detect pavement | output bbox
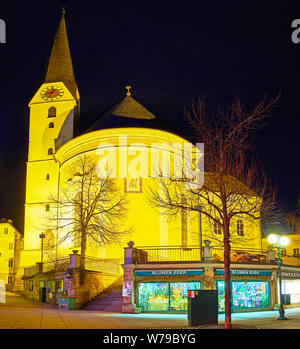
[1,291,300,329]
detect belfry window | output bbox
[237,219,244,236]
[48,107,56,118]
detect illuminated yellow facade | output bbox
[17,11,265,289]
[0,219,23,288]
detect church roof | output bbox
[86,88,170,133]
[44,9,78,99]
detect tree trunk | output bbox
[79,230,87,284]
[223,221,231,329]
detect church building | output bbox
[15,10,294,314]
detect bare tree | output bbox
[47,155,129,283]
[148,94,280,329]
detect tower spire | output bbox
[44,9,78,99]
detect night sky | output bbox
[0,1,299,232]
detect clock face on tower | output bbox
[41,86,64,101]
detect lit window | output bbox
[214,220,222,235]
[48,148,53,155]
[49,122,54,128]
[237,220,244,236]
[48,107,56,118]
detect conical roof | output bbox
[86,92,170,133]
[44,9,78,99]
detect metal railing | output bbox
[85,256,122,274]
[23,264,39,277]
[134,245,300,267]
[43,257,70,273]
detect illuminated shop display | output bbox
[138,282,201,312]
[217,281,269,312]
[281,281,300,304]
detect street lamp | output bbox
[268,233,289,320]
[39,233,45,264]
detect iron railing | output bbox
[23,264,39,277]
[43,257,70,273]
[85,256,122,274]
[134,245,300,267]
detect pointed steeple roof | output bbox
[44,8,78,99]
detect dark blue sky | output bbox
[0,1,299,231]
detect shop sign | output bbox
[281,271,300,279]
[215,269,272,276]
[135,269,203,276]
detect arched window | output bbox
[44,230,55,250]
[49,122,54,128]
[48,148,53,155]
[48,107,56,118]
[214,220,222,235]
[237,219,244,236]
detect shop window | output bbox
[214,220,222,235]
[217,280,269,312]
[48,107,56,118]
[138,282,201,312]
[237,220,244,236]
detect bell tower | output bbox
[17,9,80,276]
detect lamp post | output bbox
[268,233,289,320]
[39,233,45,264]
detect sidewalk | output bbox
[1,292,300,329]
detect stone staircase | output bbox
[84,277,123,312]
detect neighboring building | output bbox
[0,218,23,290]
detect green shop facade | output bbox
[121,244,300,314]
[130,267,273,313]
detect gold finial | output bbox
[125,85,131,96]
[62,7,66,15]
